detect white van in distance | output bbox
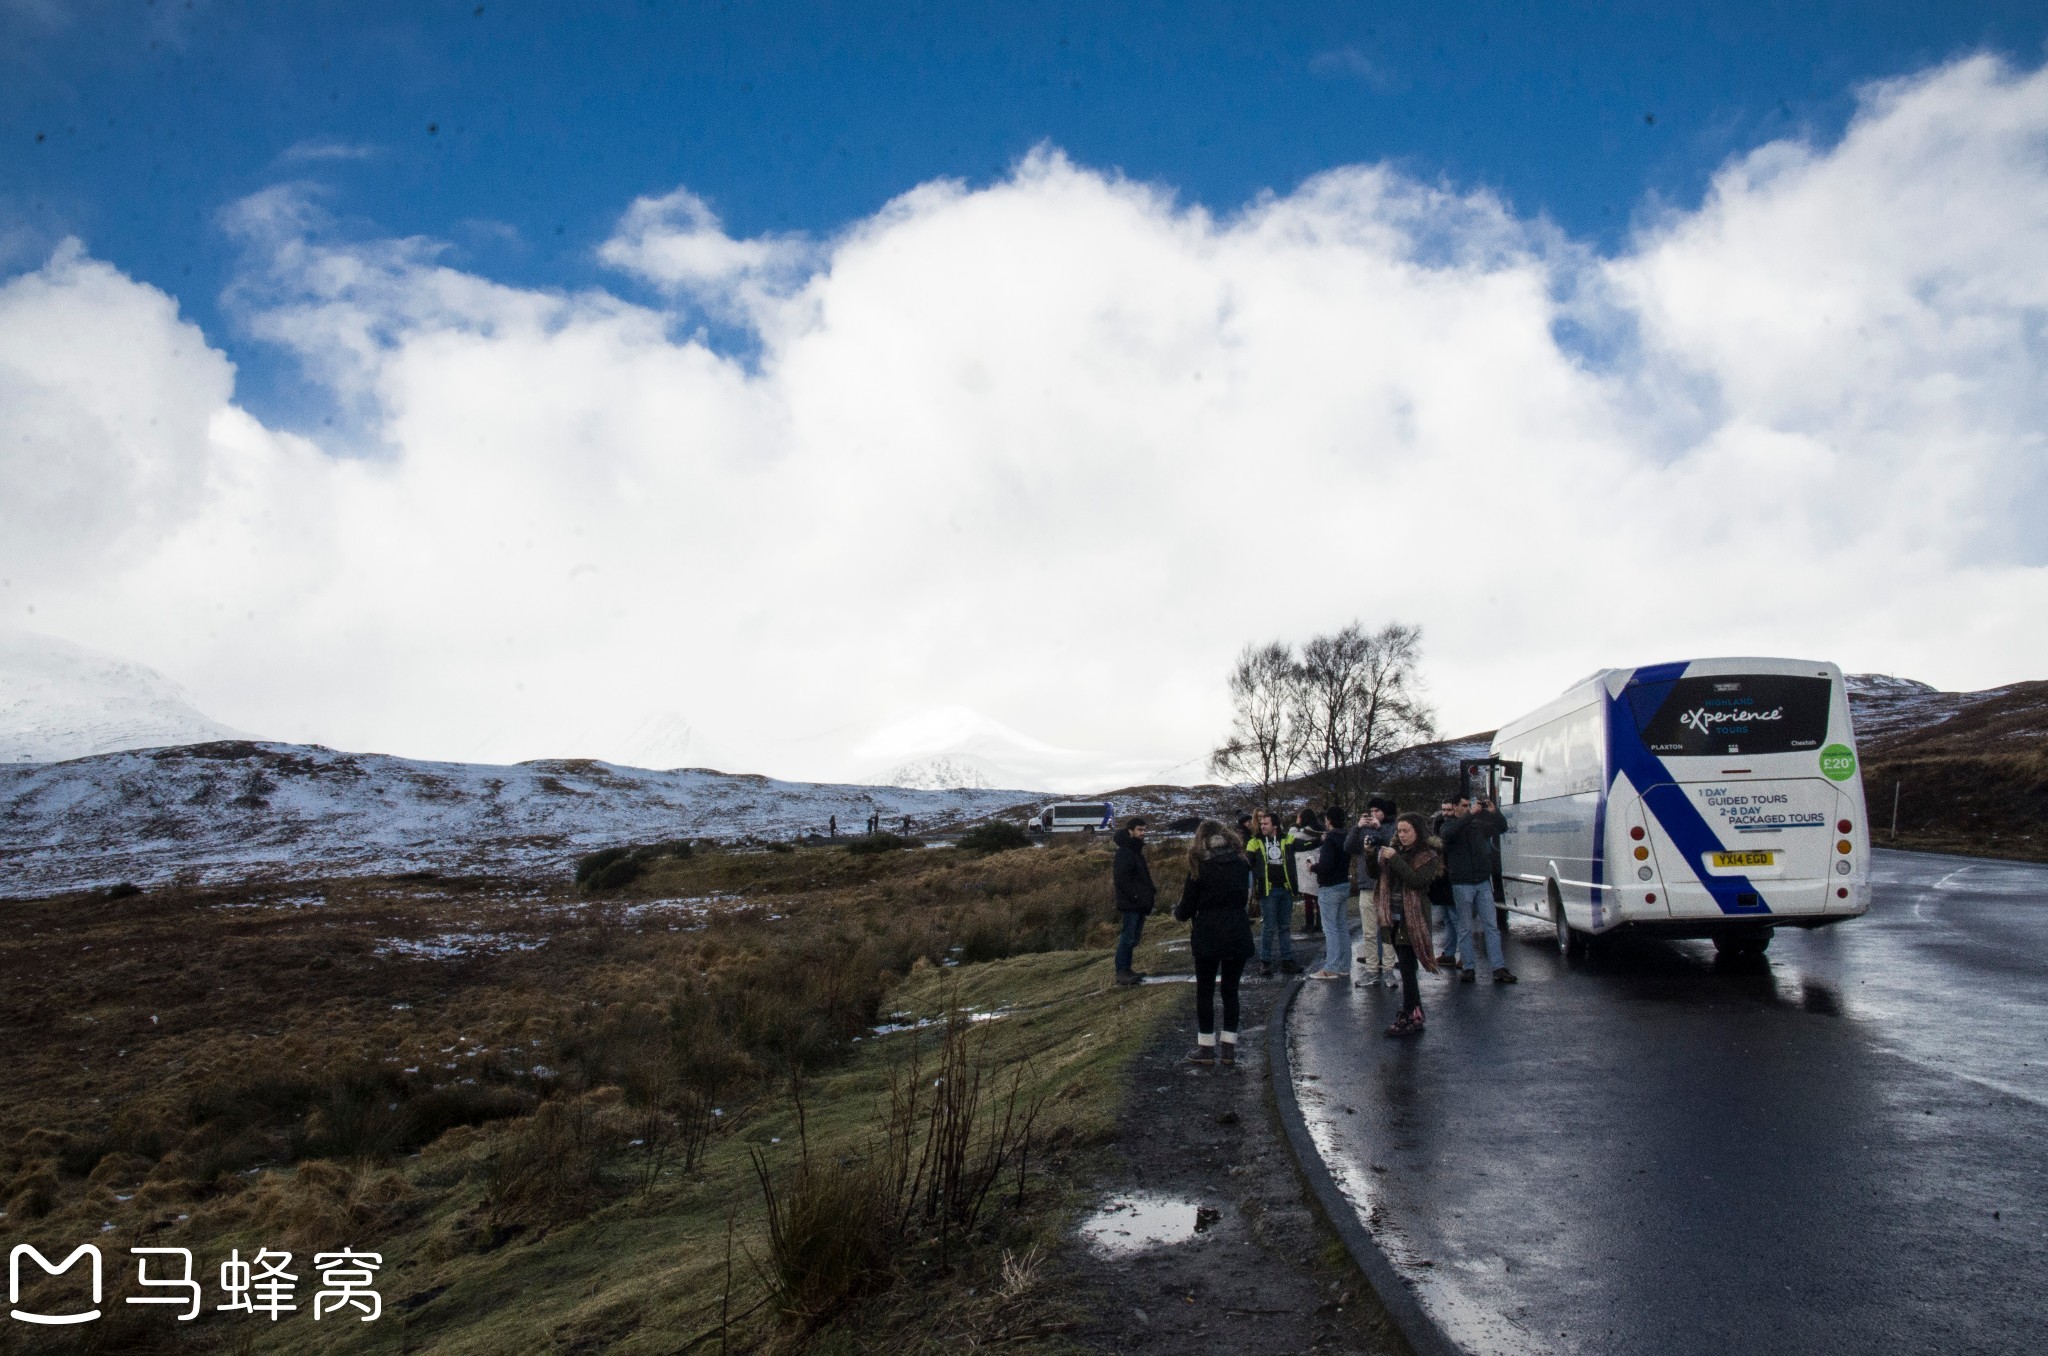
[1479,657,1869,958]
[1027,802,1114,834]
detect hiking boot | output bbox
[1184,1044,1216,1066]
[1218,1040,1237,1067]
[1434,953,1457,969]
[1258,961,1273,978]
[1493,967,1518,984]
[1114,969,1144,987]
[1460,967,1477,984]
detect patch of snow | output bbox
[0,740,1052,897]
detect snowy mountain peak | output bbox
[1845,674,1938,699]
[0,630,248,764]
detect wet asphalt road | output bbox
[1286,848,2048,1356]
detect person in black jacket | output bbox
[1173,820,1257,1066]
[1111,817,1157,986]
[1440,794,1516,983]
[1429,797,1464,971]
[1308,805,1354,980]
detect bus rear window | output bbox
[1052,804,1109,819]
[1627,675,1832,757]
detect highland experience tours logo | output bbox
[1678,704,1785,736]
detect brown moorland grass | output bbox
[0,835,1192,1354]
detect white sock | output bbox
[1197,1032,1216,1047]
[1219,1030,1238,1045]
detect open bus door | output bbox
[1461,757,1522,935]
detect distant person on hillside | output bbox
[1308,805,1354,980]
[1441,793,1516,984]
[1430,796,1464,973]
[1292,807,1325,933]
[1112,815,1157,986]
[1376,813,1443,1037]
[829,814,837,838]
[1173,819,1256,1065]
[902,815,913,835]
[1245,809,1304,977]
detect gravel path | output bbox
[1056,956,1409,1355]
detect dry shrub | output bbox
[751,1150,894,1327]
[246,1157,417,1251]
[752,1008,1044,1332]
[481,1092,632,1226]
[5,1160,58,1218]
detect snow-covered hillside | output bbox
[1845,673,1990,745]
[0,741,1044,898]
[1,630,248,764]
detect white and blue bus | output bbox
[1473,657,1869,958]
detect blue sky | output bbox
[7,1,2045,429]
[5,3,2048,783]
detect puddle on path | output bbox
[1075,1192,1222,1257]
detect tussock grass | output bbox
[0,835,1193,1354]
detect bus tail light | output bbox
[1837,887,1849,899]
[1836,840,1853,854]
[1645,892,1657,904]
[1630,826,1645,841]
[1837,819,1853,833]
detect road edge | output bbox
[1266,975,1465,1356]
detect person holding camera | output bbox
[1346,798,1399,986]
[1376,812,1443,1037]
[1440,793,1516,983]
[1307,805,1355,979]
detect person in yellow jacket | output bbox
[1244,809,1304,976]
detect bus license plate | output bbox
[1712,851,1776,868]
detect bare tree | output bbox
[1214,623,1437,813]
[1347,622,1437,800]
[1208,641,1307,808]
[1296,623,1373,809]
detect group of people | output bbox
[1109,791,1515,1057]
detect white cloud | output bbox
[3,56,2046,786]
[278,139,380,164]
[1308,46,1403,94]
[598,186,816,317]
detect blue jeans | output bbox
[1115,910,1146,972]
[1451,881,1504,971]
[1258,887,1294,963]
[1436,901,1464,965]
[1318,884,1353,973]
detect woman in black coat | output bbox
[1173,819,1258,1066]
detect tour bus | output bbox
[1027,802,1115,834]
[1472,658,1869,957]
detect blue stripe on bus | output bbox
[1608,665,1771,916]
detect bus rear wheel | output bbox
[1714,931,1772,958]
[1550,888,1588,960]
